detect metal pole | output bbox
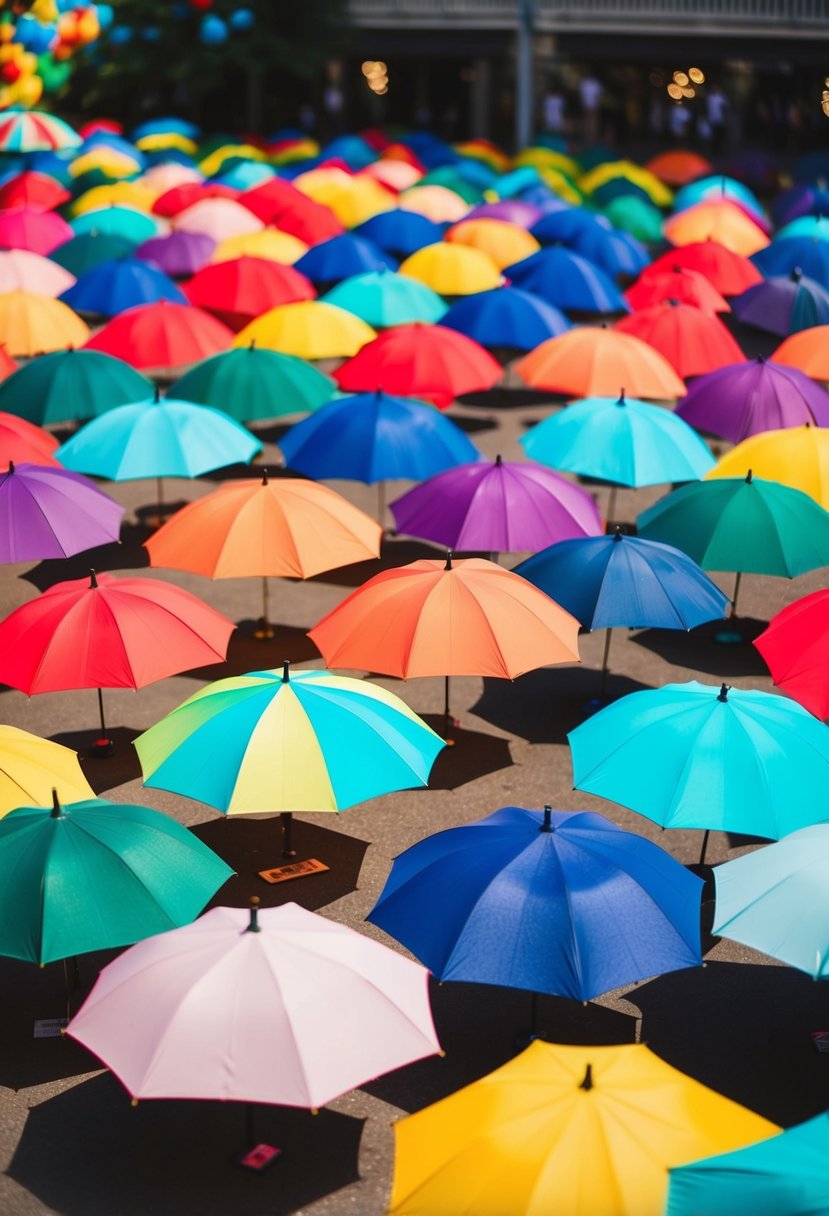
[515,0,536,150]
[281,812,296,858]
[731,571,742,618]
[378,481,386,529]
[699,829,710,866]
[598,628,613,701]
[607,485,618,529]
[156,477,164,528]
[255,576,275,641]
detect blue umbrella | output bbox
[323,135,376,170]
[367,805,703,1004]
[295,233,396,285]
[354,210,444,258]
[60,257,187,317]
[322,269,447,327]
[531,208,611,245]
[771,183,829,228]
[400,132,458,169]
[212,162,275,190]
[530,209,648,276]
[732,270,829,336]
[506,246,629,314]
[775,215,829,244]
[752,236,829,287]
[440,285,570,350]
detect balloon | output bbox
[229,8,255,30]
[77,11,100,43]
[199,14,227,43]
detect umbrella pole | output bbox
[155,477,164,528]
[254,577,275,641]
[281,812,297,858]
[731,571,742,618]
[598,628,613,701]
[377,481,386,530]
[444,675,456,746]
[699,829,711,866]
[715,572,744,645]
[607,485,618,529]
[530,991,539,1040]
[90,688,114,757]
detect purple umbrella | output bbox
[465,200,543,229]
[0,461,124,562]
[772,183,829,229]
[732,270,829,336]
[135,231,216,278]
[676,356,829,443]
[390,454,603,554]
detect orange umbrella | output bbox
[146,470,382,637]
[515,327,687,400]
[400,185,470,224]
[614,302,746,379]
[773,326,829,381]
[445,218,540,271]
[645,150,713,186]
[309,554,580,737]
[663,201,770,257]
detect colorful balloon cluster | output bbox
[0,0,111,109]
[108,1,255,50]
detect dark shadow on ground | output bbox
[631,617,769,678]
[307,535,443,589]
[456,386,565,410]
[8,1072,364,1216]
[50,725,143,794]
[183,621,320,678]
[720,314,780,362]
[417,716,514,788]
[22,523,152,591]
[444,413,499,434]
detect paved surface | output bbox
[2,351,829,1215]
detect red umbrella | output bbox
[644,241,762,297]
[754,589,829,719]
[0,411,58,467]
[334,323,502,408]
[0,206,73,255]
[0,569,234,753]
[625,266,730,315]
[614,302,746,379]
[241,180,344,243]
[84,300,234,371]
[152,182,238,218]
[239,177,311,223]
[0,172,70,212]
[182,256,315,330]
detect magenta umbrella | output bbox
[676,356,829,444]
[390,454,603,554]
[0,460,124,562]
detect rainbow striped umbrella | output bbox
[0,111,80,153]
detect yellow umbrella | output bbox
[581,160,674,207]
[398,242,502,295]
[135,133,199,157]
[389,1040,778,1216]
[70,148,141,180]
[295,169,394,228]
[513,146,580,179]
[454,140,511,173]
[0,291,89,356]
[536,166,585,205]
[234,300,376,359]
[707,425,829,510]
[399,184,470,224]
[446,218,540,270]
[198,143,267,179]
[663,201,769,257]
[211,228,308,265]
[271,138,320,165]
[70,182,158,217]
[0,725,94,819]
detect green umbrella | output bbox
[49,232,138,278]
[602,195,665,244]
[0,349,153,425]
[70,167,141,197]
[323,269,447,327]
[413,169,484,205]
[0,791,234,965]
[70,205,161,244]
[172,344,334,423]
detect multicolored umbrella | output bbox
[676,357,829,443]
[0,725,93,819]
[0,111,81,152]
[754,589,829,718]
[85,300,234,370]
[0,461,124,563]
[172,344,334,422]
[516,327,687,400]
[234,300,375,359]
[614,301,746,378]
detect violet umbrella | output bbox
[465,200,543,228]
[676,357,829,444]
[731,270,829,337]
[0,461,124,562]
[136,231,216,278]
[390,455,603,555]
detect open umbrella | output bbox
[136,230,216,277]
[368,805,703,1002]
[625,265,730,315]
[0,412,58,467]
[182,256,314,329]
[440,285,570,351]
[646,240,762,297]
[172,344,333,422]
[0,462,124,563]
[0,207,74,256]
[0,348,153,426]
[322,269,446,327]
[173,197,263,242]
[0,725,93,818]
[646,150,712,186]
[211,227,309,266]
[445,218,540,270]
[49,232,139,278]
[614,301,745,378]
[60,257,187,317]
[389,1040,778,1216]
[85,300,234,371]
[707,425,829,511]
[0,291,89,357]
[398,242,502,295]
[0,111,81,152]
[754,589,829,718]
[67,901,440,1109]
[295,233,395,285]
[676,357,829,443]
[664,200,769,257]
[732,270,829,336]
[506,245,629,314]
[353,209,443,257]
[773,324,829,381]
[515,327,687,400]
[0,249,75,298]
[234,300,375,359]
[753,235,829,286]
[70,205,162,244]
[152,182,237,218]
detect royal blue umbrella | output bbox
[324,134,376,170]
[732,270,829,336]
[505,246,629,314]
[294,232,396,285]
[367,805,703,1004]
[531,208,611,245]
[440,285,570,350]
[531,210,647,277]
[354,210,444,258]
[752,236,829,287]
[60,256,187,317]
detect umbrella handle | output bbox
[90,689,114,758]
[254,577,275,641]
[443,675,456,746]
[281,812,297,859]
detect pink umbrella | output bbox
[0,249,75,297]
[173,198,264,242]
[67,901,441,1109]
[0,207,73,255]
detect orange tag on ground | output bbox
[258,858,330,884]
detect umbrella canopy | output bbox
[152,182,237,218]
[0,207,74,256]
[135,664,444,816]
[0,291,89,357]
[0,411,58,467]
[368,805,702,1002]
[506,246,629,314]
[0,111,81,152]
[390,455,602,552]
[67,901,440,1108]
[211,227,309,266]
[354,209,443,257]
[0,249,75,298]
[521,393,713,487]
[515,327,687,400]
[732,270,829,336]
[676,357,829,443]
[278,390,479,483]
[0,348,152,426]
[172,344,333,422]
[136,230,216,277]
[646,240,762,296]
[773,324,829,381]
[753,235,829,286]
[713,825,829,979]
[334,323,502,407]
[0,793,233,965]
[399,184,469,223]
[625,266,730,315]
[309,556,580,679]
[664,200,770,257]
[667,1113,829,1216]
[0,725,93,819]
[49,232,139,278]
[602,195,665,244]
[637,473,829,577]
[70,205,162,244]
[398,242,502,295]
[569,680,829,839]
[234,300,375,359]
[389,1040,778,1216]
[775,215,829,243]
[295,232,395,284]
[614,301,745,378]
[646,149,713,186]
[754,589,829,718]
[440,285,570,350]
[707,425,829,511]
[673,177,767,226]
[60,257,187,317]
[0,462,124,563]
[182,256,315,329]
[173,198,264,244]
[322,269,446,327]
[515,531,729,631]
[445,218,540,271]
[85,301,234,371]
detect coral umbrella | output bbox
[182,256,315,329]
[61,257,187,317]
[664,201,770,257]
[440,285,569,351]
[707,424,829,510]
[614,301,746,378]
[625,266,730,315]
[255,197,344,247]
[135,231,216,277]
[398,242,502,295]
[0,292,89,356]
[773,325,829,381]
[0,250,75,298]
[731,270,829,336]
[0,725,93,818]
[234,300,375,359]
[399,184,469,223]
[676,357,829,443]
[0,172,71,214]
[0,349,152,425]
[646,149,712,186]
[646,240,762,296]
[0,411,59,467]
[84,300,234,371]
[0,570,234,753]
[172,345,334,422]
[754,589,829,719]
[515,326,687,400]
[0,207,73,256]
[334,323,502,407]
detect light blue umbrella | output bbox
[712,824,829,978]
[322,269,446,327]
[569,681,829,861]
[70,206,162,244]
[667,1113,829,1216]
[673,176,766,223]
[775,215,829,244]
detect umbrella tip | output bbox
[89,568,98,588]
[248,339,256,351]
[7,459,12,474]
[51,788,63,818]
[717,682,730,702]
[791,267,803,282]
[539,805,553,833]
[613,526,622,542]
[444,550,453,571]
[247,896,261,933]
[616,389,625,406]
[580,1063,593,1091]
[495,453,502,466]
[745,468,753,483]
[261,468,269,486]
[281,661,290,683]
[154,385,161,403]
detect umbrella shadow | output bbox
[445,413,499,435]
[8,1072,364,1216]
[630,618,769,678]
[417,715,514,789]
[456,386,564,410]
[50,726,144,794]
[362,977,636,1114]
[308,536,443,589]
[22,523,152,591]
[719,313,780,361]
[631,961,829,1126]
[190,818,370,912]
[182,622,320,678]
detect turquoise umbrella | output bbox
[172,344,334,423]
[774,215,829,243]
[667,1113,829,1216]
[49,232,138,278]
[322,270,447,327]
[0,349,153,425]
[673,176,766,221]
[712,824,829,978]
[568,681,829,861]
[70,205,161,244]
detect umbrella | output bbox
[754,589,829,718]
[85,301,234,371]
[390,455,603,553]
[0,792,233,966]
[322,269,446,327]
[505,246,628,314]
[614,301,745,379]
[625,266,730,315]
[0,207,74,256]
[60,257,187,317]
[368,804,703,1002]
[676,357,829,443]
[0,725,93,819]
[531,212,648,278]
[182,256,315,329]
[353,209,443,257]
[71,183,158,219]
[707,425,829,511]
[667,1113,829,1216]
[399,184,469,223]
[569,680,829,860]
[775,215,829,243]
[602,195,665,244]
[732,270,829,336]
[773,324,829,381]
[515,327,687,400]
[646,150,713,186]
[70,205,162,244]
[388,1040,778,1216]
[334,322,501,407]
[445,218,540,271]
[753,235,829,286]
[0,291,89,357]
[145,471,381,637]
[152,182,237,218]
[172,344,334,423]
[440,285,570,351]
[673,177,767,226]
[136,230,216,277]
[0,348,152,426]
[646,240,762,296]
[294,233,395,285]
[234,300,375,359]
[0,250,75,298]
[211,227,309,265]
[0,570,234,752]
[0,111,81,152]
[398,242,502,295]
[0,411,58,467]
[67,900,440,1109]
[49,232,139,278]
[712,825,829,979]
[465,199,541,227]
[0,462,124,564]
[663,201,770,257]
[515,531,729,698]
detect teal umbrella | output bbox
[601,196,664,244]
[712,824,829,978]
[667,1113,829,1216]
[70,205,161,244]
[49,232,138,277]
[172,344,334,423]
[0,348,153,425]
[568,681,829,861]
[0,791,234,965]
[323,270,447,327]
